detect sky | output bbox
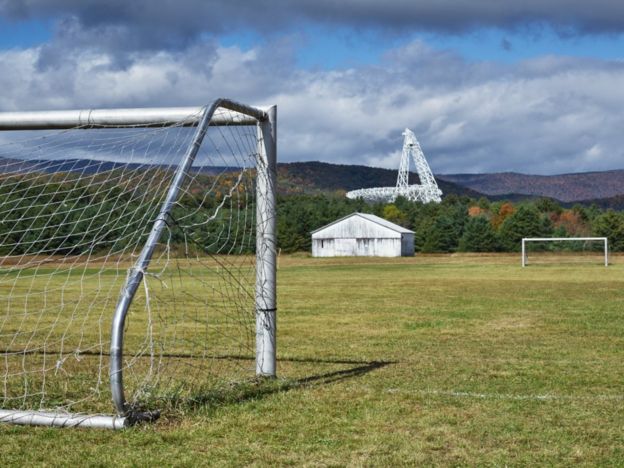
[0,1,624,175]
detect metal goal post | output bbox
[521,237,608,267]
[0,99,277,429]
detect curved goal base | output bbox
[0,409,128,430]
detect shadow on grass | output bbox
[0,349,395,420]
[288,358,395,386]
[156,357,395,415]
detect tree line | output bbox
[3,169,624,256]
[277,194,624,253]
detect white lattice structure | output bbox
[346,129,442,203]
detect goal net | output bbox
[521,237,608,267]
[0,100,277,428]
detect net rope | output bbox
[0,107,259,416]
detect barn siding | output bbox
[312,238,403,257]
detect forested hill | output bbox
[438,170,624,203]
[4,157,624,206]
[277,161,483,198]
[0,158,475,198]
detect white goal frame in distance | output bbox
[0,99,277,429]
[521,237,608,267]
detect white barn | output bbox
[311,213,414,257]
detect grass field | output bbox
[2,253,624,466]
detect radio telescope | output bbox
[346,129,442,203]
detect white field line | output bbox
[386,388,624,402]
[404,356,618,366]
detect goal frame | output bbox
[0,98,277,429]
[521,237,608,267]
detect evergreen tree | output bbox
[458,216,498,252]
[498,205,553,251]
[592,210,624,251]
[448,204,469,240]
[417,218,441,253]
[477,197,490,210]
[535,197,562,214]
[419,215,460,253]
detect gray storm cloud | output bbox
[3,0,624,37]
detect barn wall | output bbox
[401,233,415,256]
[312,238,402,257]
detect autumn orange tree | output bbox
[491,202,515,229]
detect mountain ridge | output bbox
[437,170,624,202]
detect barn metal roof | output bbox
[311,212,414,236]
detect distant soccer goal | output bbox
[521,237,608,267]
[0,99,277,428]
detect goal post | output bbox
[255,106,277,378]
[0,99,277,429]
[521,237,608,267]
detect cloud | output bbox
[0,39,623,175]
[4,1,623,78]
[4,0,624,41]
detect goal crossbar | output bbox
[521,237,608,267]
[0,98,277,429]
[0,101,267,130]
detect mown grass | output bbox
[2,253,624,466]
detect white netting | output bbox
[0,107,260,416]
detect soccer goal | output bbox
[0,99,277,428]
[521,237,608,267]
